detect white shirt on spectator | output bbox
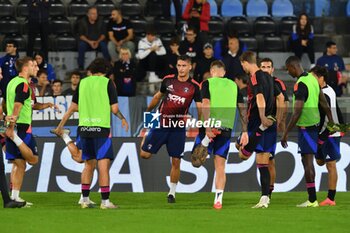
[136,37,166,60]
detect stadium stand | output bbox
[271,0,294,17]
[0,16,20,34]
[246,0,269,17]
[121,0,143,16]
[0,0,14,17]
[221,0,243,17]
[69,0,90,17]
[50,0,66,16]
[95,0,116,16]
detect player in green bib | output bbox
[282,56,334,208]
[192,60,248,209]
[5,57,39,206]
[53,58,128,209]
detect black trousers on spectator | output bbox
[162,0,182,24]
[0,149,11,205]
[291,39,315,64]
[136,52,165,81]
[27,20,49,60]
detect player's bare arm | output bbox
[146,91,164,112]
[238,102,249,148]
[275,93,285,131]
[281,100,304,148]
[256,93,273,127]
[111,103,129,132]
[319,90,334,124]
[54,102,78,135]
[202,98,216,138]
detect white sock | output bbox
[201,135,210,147]
[214,189,224,204]
[11,189,20,200]
[102,199,110,205]
[83,196,89,203]
[62,133,73,145]
[168,182,177,197]
[12,133,23,146]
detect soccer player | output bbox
[193,60,248,209]
[5,57,39,205]
[140,55,202,203]
[281,56,334,207]
[239,51,284,208]
[258,58,289,199]
[54,58,128,209]
[312,66,343,206]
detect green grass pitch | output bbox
[1,192,349,233]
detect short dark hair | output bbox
[113,7,122,14]
[240,51,256,64]
[52,79,63,85]
[88,6,98,13]
[310,65,329,83]
[177,54,191,63]
[235,73,248,84]
[186,26,197,34]
[15,57,33,73]
[6,40,18,48]
[87,58,112,75]
[326,41,336,48]
[146,26,156,35]
[37,69,48,77]
[70,70,81,79]
[285,56,301,66]
[210,60,225,70]
[258,57,274,68]
[169,37,180,46]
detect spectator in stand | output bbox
[162,0,182,26]
[222,36,245,80]
[182,0,210,43]
[193,42,215,83]
[113,47,136,96]
[136,27,166,82]
[27,0,50,60]
[51,80,63,97]
[179,26,203,70]
[165,37,180,75]
[107,8,135,62]
[77,6,110,70]
[214,30,247,60]
[291,13,315,67]
[62,71,81,96]
[0,41,18,98]
[35,69,51,96]
[316,41,348,96]
[34,51,56,82]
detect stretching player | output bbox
[140,55,201,203]
[239,51,284,208]
[193,60,248,209]
[258,58,289,199]
[281,56,334,207]
[312,66,343,206]
[54,58,128,209]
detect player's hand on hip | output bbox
[205,128,216,139]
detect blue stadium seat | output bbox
[182,0,189,14]
[221,0,243,17]
[0,16,20,35]
[121,0,143,16]
[246,0,268,17]
[50,0,66,16]
[69,0,90,17]
[0,0,14,17]
[95,0,116,16]
[347,0,350,16]
[272,0,294,17]
[207,0,218,16]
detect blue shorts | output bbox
[141,127,186,158]
[76,134,82,150]
[298,126,318,154]
[80,137,114,160]
[315,137,341,162]
[192,130,231,159]
[6,132,38,160]
[247,119,277,155]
